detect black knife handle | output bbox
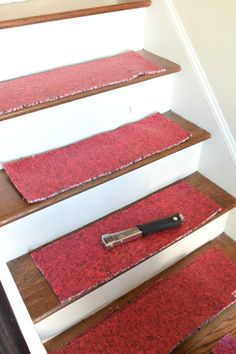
[137,213,184,236]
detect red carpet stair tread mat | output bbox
[0,51,165,117]
[50,248,236,354]
[211,335,236,353]
[4,112,191,203]
[31,180,222,303]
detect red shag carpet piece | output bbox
[31,180,222,303]
[211,335,236,354]
[50,248,236,354]
[4,113,191,203]
[0,51,165,117]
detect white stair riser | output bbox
[36,212,230,342]
[0,143,201,262]
[0,8,145,82]
[0,0,25,3]
[226,208,236,240]
[0,75,175,166]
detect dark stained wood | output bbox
[0,282,30,354]
[0,0,151,29]
[0,111,209,227]
[185,172,235,214]
[8,173,235,324]
[44,234,236,353]
[7,255,60,321]
[0,51,180,122]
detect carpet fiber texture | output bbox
[211,335,236,354]
[0,51,165,117]
[4,113,191,202]
[50,248,236,354]
[31,180,221,303]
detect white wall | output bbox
[144,0,236,239]
[172,0,236,141]
[144,0,236,197]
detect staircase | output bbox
[0,1,235,354]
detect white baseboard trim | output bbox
[163,0,236,165]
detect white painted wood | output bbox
[37,212,229,342]
[0,0,25,3]
[226,208,236,241]
[0,143,201,262]
[0,75,175,166]
[0,8,145,82]
[0,258,46,353]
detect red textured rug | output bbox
[50,248,236,354]
[31,180,221,303]
[4,113,191,203]
[211,335,236,354]
[0,51,165,117]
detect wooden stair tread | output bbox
[0,50,180,122]
[44,233,236,353]
[0,0,151,29]
[0,111,209,227]
[7,172,236,323]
